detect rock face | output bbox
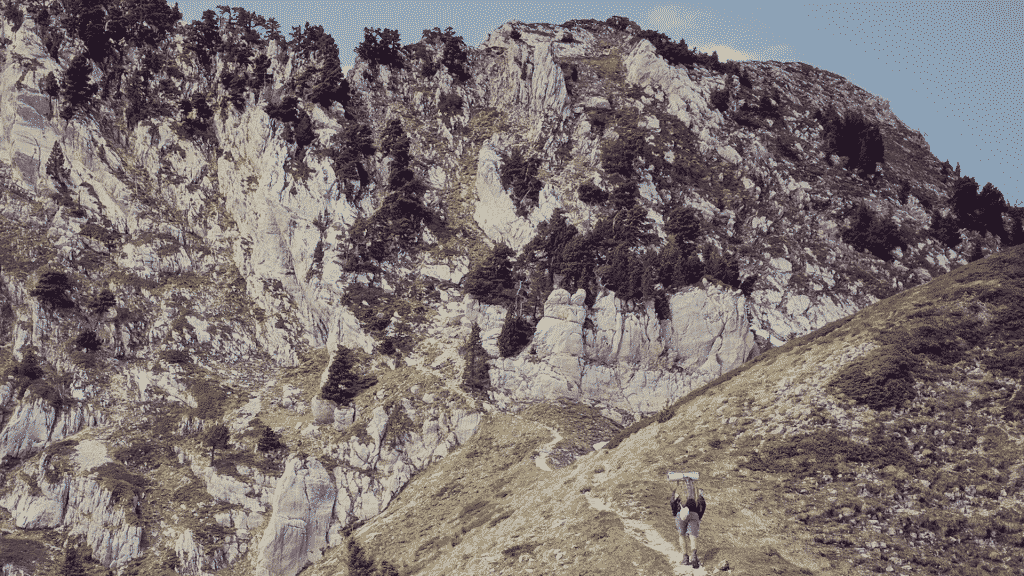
[489,284,757,420]
[0,10,1003,576]
[254,457,336,576]
[0,473,143,568]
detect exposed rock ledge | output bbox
[487,284,757,422]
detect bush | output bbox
[842,203,906,261]
[438,91,464,117]
[30,270,74,308]
[203,423,230,462]
[12,347,45,381]
[321,345,376,405]
[828,347,919,410]
[577,180,606,204]
[73,330,102,352]
[710,88,730,112]
[663,204,701,244]
[815,106,885,174]
[159,349,190,365]
[3,4,23,32]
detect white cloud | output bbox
[693,44,753,62]
[343,65,353,75]
[646,6,696,32]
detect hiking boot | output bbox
[692,556,700,568]
[682,555,691,565]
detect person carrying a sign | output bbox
[669,472,706,568]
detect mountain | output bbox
[320,244,1024,576]
[0,4,1021,575]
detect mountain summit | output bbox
[0,5,1021,575]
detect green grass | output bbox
[0,534,50,571]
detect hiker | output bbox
[670,477,706,568]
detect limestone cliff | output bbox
[0,6,1015,576]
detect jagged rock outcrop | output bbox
[489,283,757,420]
[0,394,97,461]
[254,457,336,576]
[0,472,142,568]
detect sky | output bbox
[177,1,1024,206]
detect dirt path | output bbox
[534,424,563,472]
[584,493,708,576]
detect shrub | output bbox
[321,345,376,405]
[815,106,885,174]
[438,91,464,118]
[710,88,730,112]
[828,347,919,410]
[3,4,23,32]
[73,330,102,352]
[637,29,690,66]
[30,270,74,308]
[159,349,190,364]
[12,347,45,381]
[842,203,906,261]
[577,180,606,204]
[355,27,403,69]
[179,94,215,142]
[85,289,116,315]
[663,203,701,244]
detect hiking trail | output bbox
[534,424,563,472]
[584,493,708,576]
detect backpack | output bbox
[670,493,681,517]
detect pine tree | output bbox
[46,143,71,195]
[204,423,230,463]
[321,345,374,405]
[345,537,376,575]
[497,307,533,358]
[462,323,491,395]
[60,54,98,121]
[61,544,88,576]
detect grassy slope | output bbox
[324,246,1023,576]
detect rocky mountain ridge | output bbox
[0,4,1019,575]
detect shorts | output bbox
[675,511,700,537]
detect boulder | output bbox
[254,457,336,576]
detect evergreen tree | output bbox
[46,143,72,195]
[256,423,285,453]
[321,345,375,405]
[497,307,533,358]
[60,544,88,576]
[60,55,98,121]
[355,28,403,69]
[203,423,230,463]
[462,323,490,395]
[463,243,517,305]
[664,203,702,245]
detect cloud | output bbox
[343,65,353,75]
[692,44,753,62]
[693,43,794,62]
[646,6,696,32]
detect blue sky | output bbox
[177,1,1023,206]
